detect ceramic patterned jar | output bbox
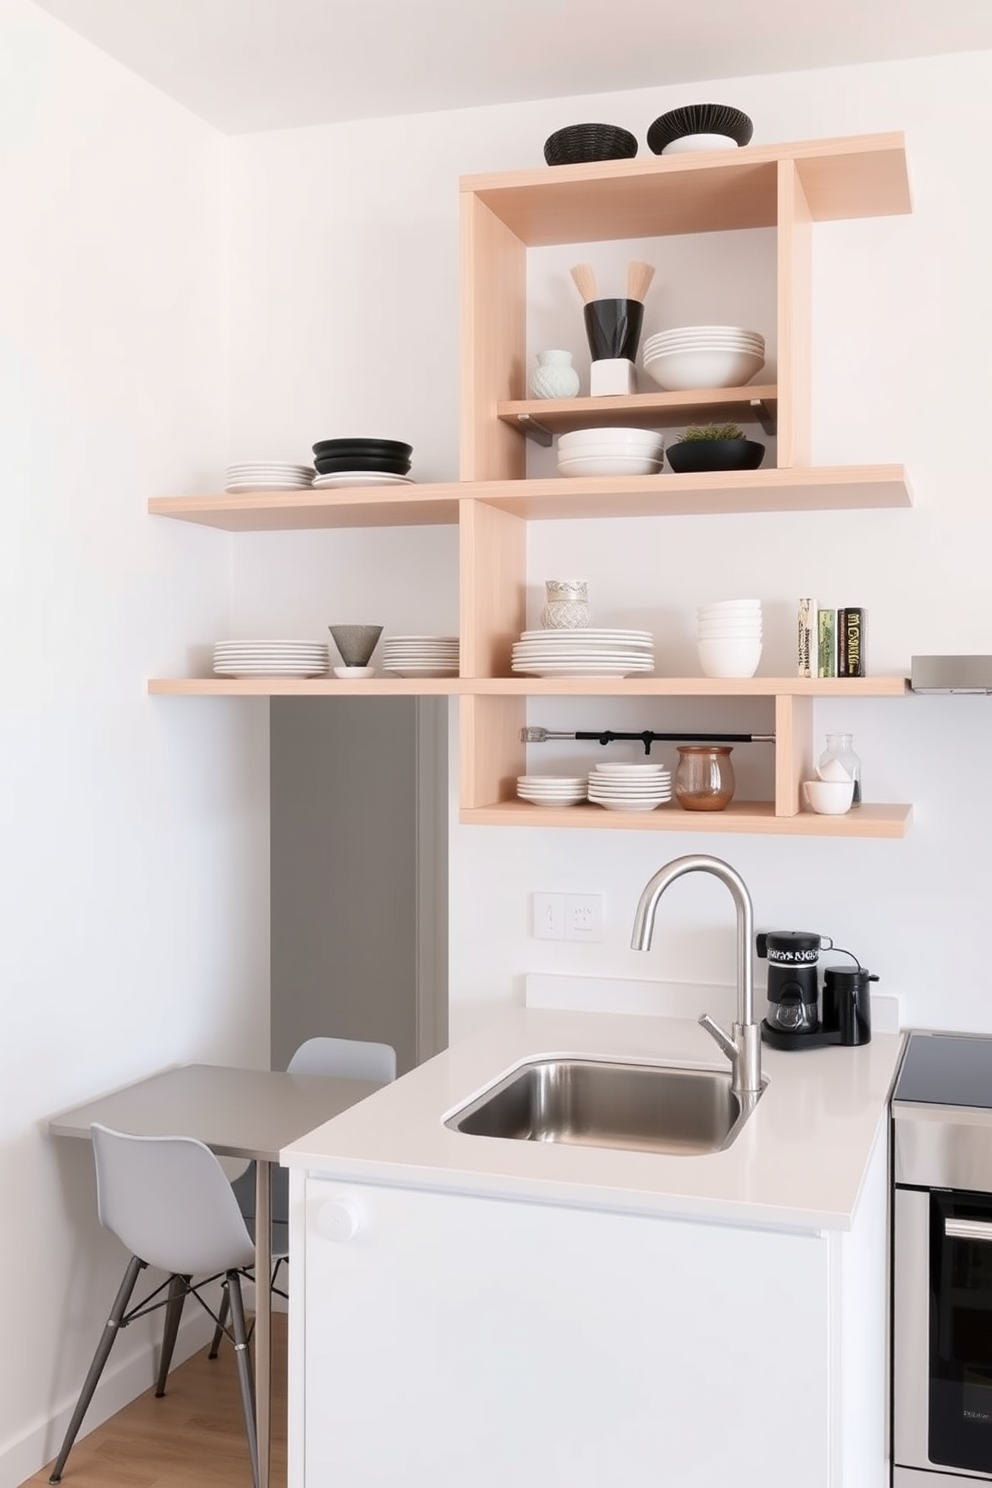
[529,350,581,400]
[540,578,591,629]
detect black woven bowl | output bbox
[666,438,765,474]
[312,437,413,459]
[544,122,638,167]
[646,104,753,156]
[315,454,411,476]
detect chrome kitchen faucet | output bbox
[631,854,762,1099]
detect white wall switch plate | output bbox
[532,892,565,940]
[564,893,604,942]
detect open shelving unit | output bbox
[149,131,914,838]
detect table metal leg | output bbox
[254,1159,272,1488]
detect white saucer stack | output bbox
[516,775,588,806]
[587,762,673,812]
[512,628,655,678]
[382,635,459,677]
[225,462,314,493]
[213,640,330,677]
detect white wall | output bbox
[0,4,269,1482]
[225,50,992,1044]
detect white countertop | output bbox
[282,1007,904,1232]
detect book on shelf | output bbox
[838,607,867,677]
[797,598,816,678]
[817,608,837,678]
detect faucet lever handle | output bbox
[699,1012,737,1063]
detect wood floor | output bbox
[20,1316,286,1488]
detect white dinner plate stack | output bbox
[213,640,330,677]
[225,462,315,493]
[587,762,673,812]
[516,775,588,806]
[511,628,655,678]
[381,635,460,677]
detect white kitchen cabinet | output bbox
[290,1120,888,1488]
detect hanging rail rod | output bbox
[522,726,775,757]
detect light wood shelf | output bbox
[461,800,912,839]
[148,132,914,839]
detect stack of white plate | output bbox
[382,635,459,678]
[697,598,763,678]
[587,762,673,812]
[557,427,665,478]
[511,628,655,678]
[642,327,765,391]
[516,775,588,806]
[225,462,314,493]
[312,471,415,489]
[212,640,330,677]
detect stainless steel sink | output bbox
[445,1057,762,1157]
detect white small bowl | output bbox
[558,454,663,478]
[697,637,762,678]
[333,665,375,679]
[661,133,740,154]
[558,426,663,449]
[643,346,765,391]
[803,778,855,815]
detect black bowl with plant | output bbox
[666,422,766,473]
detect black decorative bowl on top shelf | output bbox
[646,104,753,156]
[544,123,638,166]
[666,438,765,474]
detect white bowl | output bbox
[697,626,763,640]
[333,665,375,678]
[697,637,763,678]
[698,597,762,610]
[643,347,765,390]
[803,778,855,815]
[558,454,664,477]
[661,133,740,154]
[558,426,662,446]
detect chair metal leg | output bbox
[48,1255,146,1484]
[208,1280,231,1359]
[226,1270,260,1488]
[155,1273,190,1397]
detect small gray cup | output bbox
[328,625,383,667]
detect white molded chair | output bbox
[49,1123,259,1487]
[208,1037,396,1358]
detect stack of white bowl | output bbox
[516,775,588,807]
[696,599,763,678]
[642,327,765,391]
[587,762,673,812]
[557,427,665,478]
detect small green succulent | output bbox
[680,422,745,442]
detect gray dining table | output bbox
[49,1062,381,1488]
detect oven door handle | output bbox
[946,1217,992,1242]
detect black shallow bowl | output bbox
[666,438,765,473]
[544,122,638,167]
[312,437,413,459]
[646,104,753,156]
[314,454,411,476]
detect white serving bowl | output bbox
[697,637,763,678]
[802,778,855,815]
[643,347,765,390]
[696,625,763,639]
[661,133,740,154]
[558,454,664,477]
[558,428,664,454]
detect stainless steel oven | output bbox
[893,1032,992,1485]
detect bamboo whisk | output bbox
[626,260,655,303]
[569,262,598,305]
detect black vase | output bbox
[666,438,765,473]
[583,298,644,361]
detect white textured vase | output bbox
[541,578,591,629]
[529,350,580,400]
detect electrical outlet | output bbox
[565,893,604,942]
[533,892,565,940]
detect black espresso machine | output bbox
[757,929,877,1050]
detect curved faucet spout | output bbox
[630,854,761,1097]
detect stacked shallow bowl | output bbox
[642,327,765,391]
[381,635,459,677]
[516,775,588,807]
[587,762,673,812]
[557,427,665,478]
[697,598,763,678]
[311,438,413,488]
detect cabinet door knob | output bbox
[317,1196,363,1242]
